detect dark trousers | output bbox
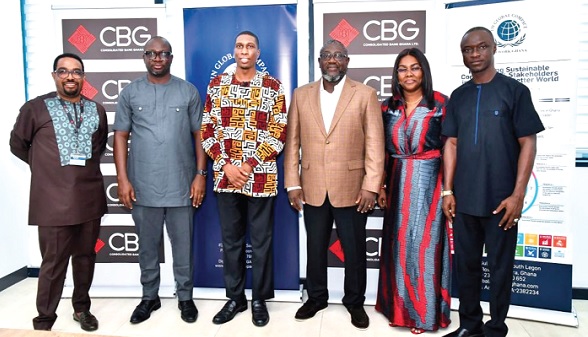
[216,193,275,301]
[303,196,368,307]
[33,218,101,330]
[453,212,518,337]
[132,206,195,301]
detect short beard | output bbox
[322,73,343,83]
[62,82,80,98]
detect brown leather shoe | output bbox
[73,311,98,331]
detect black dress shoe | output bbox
[178,300,198,323]
[295,299,328,320]
[212,299,248,324]
[443,327,485,337]
[251,300,269,327]
[347,306,369,330]
[130,297,161,324]
[73,311,98,331]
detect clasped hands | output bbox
[223,162,252,189]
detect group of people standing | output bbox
[9,25,543,337]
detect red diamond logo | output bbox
[82,80,98,100]
[329,19,359,47]
[329,239,345,262]
[68,25,96,54]
[95,238,105,253]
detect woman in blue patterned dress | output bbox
[375,48,451,334]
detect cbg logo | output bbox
[103,176,131,214]
[328,229,382,269]
[62,18,157,59]
[100,25,151,47]
[347,68,393,102]
[84,72,144,107]
[96,226,165,263]
[109,232,139,252]
[324,11,426,55]
[363,19,419,41]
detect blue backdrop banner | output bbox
[183,4,299,291]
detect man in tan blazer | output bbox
[284,39,384,330]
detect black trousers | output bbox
[452,212,518,337]
[303,196,368,307]
[33,218,101,330]
[216,193,275,301]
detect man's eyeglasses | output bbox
[143,51,172,60]
[54,68,84,79]
[397,66,422,74]
[319,52,347,61]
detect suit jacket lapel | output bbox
[328,77,355,135]
[309,80,328,137]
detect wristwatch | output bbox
[196,169,208,177]
[441,190,453,197]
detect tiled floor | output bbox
[0,278,585,337]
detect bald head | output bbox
[145,36,172,53]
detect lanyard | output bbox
[60,98,84,133]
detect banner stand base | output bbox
[64,286,302,302]
[194,287,302,303]
[451,298,579,327]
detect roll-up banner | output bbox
[52,6,178,298]
[313,0,436,305]
[183,4,300,301]
[445,0,577,326]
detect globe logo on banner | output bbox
[491,14,527,49]
[497,20,521,42]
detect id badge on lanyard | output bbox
[62,99,87,166]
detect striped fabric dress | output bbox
[375,91,452,332]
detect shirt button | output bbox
[138,107,143,111]
[176,108,180,112]
[326,140,330,144]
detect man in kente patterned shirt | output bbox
[201,31,287,328]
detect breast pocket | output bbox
[481,109,507,125]
[131,103,156,123]
[480,109,508,140]
[169,104,190,134]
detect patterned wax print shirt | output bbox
[201,71,287,197]
[46,97,100,166]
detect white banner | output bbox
[48,6,174,298]
[445,0,577,326]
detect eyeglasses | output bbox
[54,68,84,79]
[397,66,422,74]
[319,52,347,61]
[143,50,172,60]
